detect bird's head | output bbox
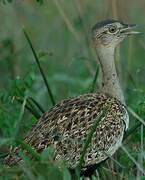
[92,19,140,49]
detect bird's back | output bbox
[4,93,128,168]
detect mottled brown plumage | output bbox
[4,19,140,176]
[4,93,128,168]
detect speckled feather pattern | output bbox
[4,93,128,168]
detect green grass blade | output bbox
[13,97,27,139]
[123,121,141,140]
[128,107,145,126]
[15,86,42,118]
[22,28,55,106]
[15,139,41,161]
[17,98,41,119]
[121,145,145,175]
[28,97,45,114]
[124,107,145,140]
[77,104,110,174]
[101,151,124,168]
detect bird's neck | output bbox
[96,46,125,104]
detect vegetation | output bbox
[0,0,145,179]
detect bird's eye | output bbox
[108,26,117,33]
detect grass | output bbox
[0,0,145,179]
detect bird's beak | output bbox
[121,24,142,35]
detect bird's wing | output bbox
[4,93,126,168]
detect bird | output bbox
[4,19,140,177]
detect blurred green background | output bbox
[0,0,145,179]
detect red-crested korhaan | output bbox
[4,19,141,177]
